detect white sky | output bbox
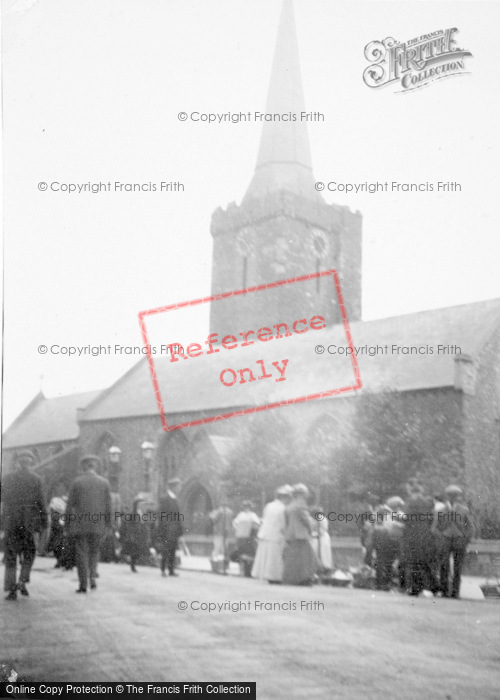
[2,0,500,429]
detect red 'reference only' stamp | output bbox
[138,269,362,432]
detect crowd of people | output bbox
[1,451,474,600]
[209,484,332,586]
[363,478,475,598]
[1,451,186,599]
[205,478,475,598]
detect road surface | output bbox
[1,557,499,699]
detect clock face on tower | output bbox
[309,228,331,258]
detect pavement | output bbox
[179,554,240,576]
[1,556,500,699]
[180,554,489,599]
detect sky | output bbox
[2,0,500,430]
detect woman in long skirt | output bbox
[282,484,317,586]
[312,507,333,576]
[252,485,293,583]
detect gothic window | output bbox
[159,431,189,494]
[95,431,117,477]
[309,229,330,293]
[15,447,40,468]
[312,234,327,257]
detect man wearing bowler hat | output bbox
[67,455,112,593]
[2,450,47,600]
[156,478,183,577]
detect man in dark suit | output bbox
[156,478,183,577]
[403,489,438,596]
[67,455,112,593]
[436,484,474,598]
[2,450,47,600]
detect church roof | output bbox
[208,436,237,466]
[80,298,500,423]
[243,0,321,204]
[3,390,101,449]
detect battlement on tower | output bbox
[211,191,361,239]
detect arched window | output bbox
[95,431,117,477]
[309,229,330,293]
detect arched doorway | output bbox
[157,431,189,496]
[183,483,213,536]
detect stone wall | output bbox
[78,414,228,530]
[209,190,362,338]
[77,377,492,536]
[391,387,466,490]
[78,415,163,507]
[463,325,500,531]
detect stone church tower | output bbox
[209,0,362,338]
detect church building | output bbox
[3,1,500,545]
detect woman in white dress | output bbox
[252,485,293,583]
[312,507,333,573]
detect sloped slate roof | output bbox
[3,390,101,449]
[81,298,500,422]
[209,436,237,466]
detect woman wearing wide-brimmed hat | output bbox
[252,485,293,583]
[282,484,317,586]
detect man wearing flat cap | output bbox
[156,478,183,577]
[435,485,474,598]
[2,450,47,600]
[67,455,112,593]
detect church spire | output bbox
[243,0,320,204]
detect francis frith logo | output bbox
[363,28,472,92]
